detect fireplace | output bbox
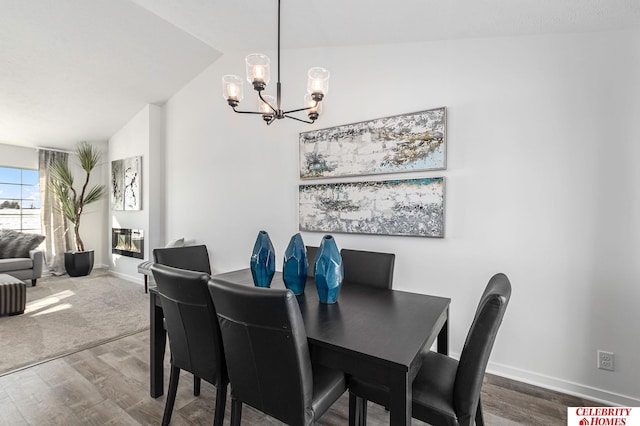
[112,228,144,259]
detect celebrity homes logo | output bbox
[568,407,640,425]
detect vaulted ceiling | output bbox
[2,0,639,150]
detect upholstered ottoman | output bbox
[0,274,27,316]
[137,260,154,293]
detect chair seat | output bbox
[411,352,459,425]
[312,365,347,421]
[349,351,460,426]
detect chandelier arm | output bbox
[283,105,315,115]
[231,107,266,115]
[284,114,316,124]
[258,90,278,114]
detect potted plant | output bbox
[50,142,106,277]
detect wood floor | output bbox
[0,330,600,426]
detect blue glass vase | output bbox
[250,230,276,288]
[283,233,308,295]
[314,235,343,304]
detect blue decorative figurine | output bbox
[314,235,343,304]
[250,230,276,287]
[283,233,308,295]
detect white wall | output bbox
[161,29,640,404]
[0,143,38,169]
[108,104,163,282]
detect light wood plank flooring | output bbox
[0,331,600,425]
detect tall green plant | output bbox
[50,142,106,252]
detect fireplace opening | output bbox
[112,228,144,259]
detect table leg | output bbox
[388,372,411,426]
[150,291,166,398]
[437,307,449,355]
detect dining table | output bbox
[149,268,451,426]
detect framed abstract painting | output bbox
[299,177,445,237]
[111,156,142,211]
[299,107,446,179]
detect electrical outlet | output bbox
[597,350,614,371]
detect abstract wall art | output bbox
[111,160,124,210]
[299,177,445,237]
[111,156,142,211]
[299,107,446,179]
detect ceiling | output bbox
[2,0,639,151]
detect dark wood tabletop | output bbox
[214,269,450,372]
[150,268,450,426]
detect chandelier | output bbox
[221,0,330,125]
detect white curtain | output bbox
[39,149,73,275]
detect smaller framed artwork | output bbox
[299,107,446,179]
[111,160,124,210]
[299,177,445,238]
[111,156,142,211]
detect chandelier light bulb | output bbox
[254,66,265,80]
[222,75,244,106]
[307,67,330,101]
[258,95,276,114]
[246,53,271,90]
[259,95,276,123]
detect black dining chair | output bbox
[151,264,228,426]
[208,280,347,426]
[348,273,512,426]
[153,244,211,275]
[340,248,396,415]
[340,248,395,289]
[153,244,212,396]
[305,245,318,277]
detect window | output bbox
[0,166,41,233]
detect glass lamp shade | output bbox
[245,53,271,88]
[259,95,276,115]
[222,75,244,103]
[307,67,330,99]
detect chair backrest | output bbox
[150,264,226,385]
[208,280,313,426]
[453,273,511,424]
[153,244,211,275]
[339,248,395,289]
[305,246,318,277]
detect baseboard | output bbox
[486,359,640,407]
[107,269,144,287]
[443,350,639,406]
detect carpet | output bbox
[0,269,149,375]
